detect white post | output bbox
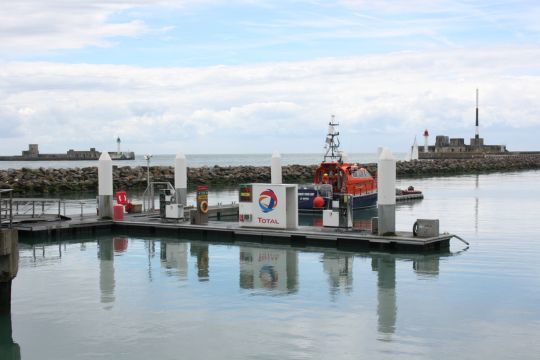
[98,152,113,219]
[411,138,419,161]
[175,153,187,205]
[341,151,349,163]
[271,151,282,184]
[377,148,396,235]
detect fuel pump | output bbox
[338,194,353,228]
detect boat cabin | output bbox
[314,162,377,196]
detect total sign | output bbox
[239,184,289,229]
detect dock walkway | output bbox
[14,212,453,251]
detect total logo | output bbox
[258,189,278,213]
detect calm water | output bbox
[0,152,407,170]
[4,170,540,359]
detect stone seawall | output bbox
[1,157,540,194]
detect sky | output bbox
[1,0,539,154]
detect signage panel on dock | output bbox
[253,184,286,228]
[239,183,298,230]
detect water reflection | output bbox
[97,238,115,310]
[160,242,188,279]
[239,246,298,293]
[321,253,353,297]
[190,242,209,281]
[413,254,441,277]
[0,314,20,360]
[371,255,397,339]
[113,237,129,254]
[18,236,461,348]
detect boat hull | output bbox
[298,187,377,212]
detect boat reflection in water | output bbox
[239,247,298,294]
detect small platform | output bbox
[396,193,424,201]
[14,212,454,251]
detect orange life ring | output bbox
[199,200,209,214]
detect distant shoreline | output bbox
[2,156,540,195]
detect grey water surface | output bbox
[0,152,408,170]
[4,170,540,359]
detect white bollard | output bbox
[377,148,396,235]
[411,138,419,161]
[98,152,113,219]
[341,151,349,163]
[271,151,282,184]
[175,152,187,205]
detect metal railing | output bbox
[0,189,13,228]
[10,197,98,219]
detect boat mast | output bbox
[324,115,342,162]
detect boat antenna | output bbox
[324,115,342,162]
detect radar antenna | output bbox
[324,115,342,162]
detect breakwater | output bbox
[1,157,540,194]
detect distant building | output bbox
[418,135,507,159]
[0,143,134,161]
[417,90,508,159]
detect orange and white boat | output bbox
[298,116,378,211]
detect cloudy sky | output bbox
[1,0,539,154]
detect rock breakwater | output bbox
[1,157,539,194]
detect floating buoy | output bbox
[313,196,325,208]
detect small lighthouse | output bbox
[423,129,429,153]
[116,137,121,155]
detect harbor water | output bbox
[3,170,540,359]
[0,153,407,170]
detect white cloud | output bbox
[0,0,185,52]
[1,46,540,153]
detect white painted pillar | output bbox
[98,152,113,219]
[271,151,282,184]
[175,152,187,205]
[411,138,419,161]
[341,151,349,163]
[377,148,396,235]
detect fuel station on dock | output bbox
[239,184,298,230]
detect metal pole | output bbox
[9,191,12,228]
[144,154,153,211]
[32,201,35,218]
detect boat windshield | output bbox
[350,167,371,178]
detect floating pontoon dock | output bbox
[13,212,454,251]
